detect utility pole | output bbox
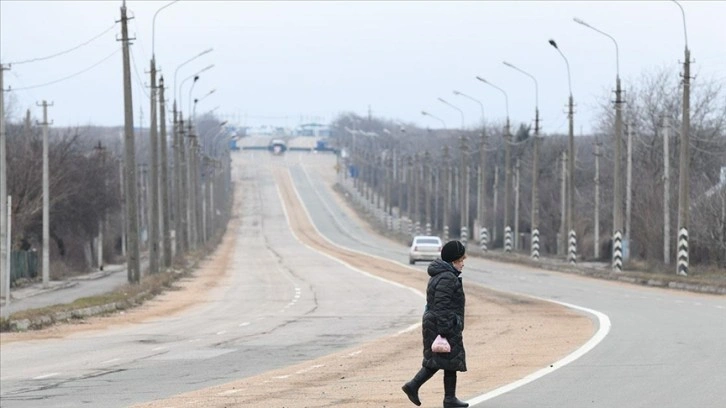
[675,0,691,276]
[514,159,520,250]
[413,153,420,235]
[94,142,107,271]
[148,55,160,275]
[504,118,512,251]
[120,1,141,283]
[37,100,53,288]
[531,109,541,259]
[594,139,602,259]
[0,63,9,301]
[159,76,172,266]
[613,75,625,271]
[478,129,488,252]
[460,135,468,246]
[567,94,576,264]
[663,117,671,264]
[492,166,499,246]
[559,151,567,256]
[443,147,450,241]
[424,151,431,235]
[626,121,633,252]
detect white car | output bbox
[409,235,443,264]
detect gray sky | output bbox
[1,1,725,134]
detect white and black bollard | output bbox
[612,231,623,272]
[568,230,577,264]
[531,228,540,259]
[677,228,688,276]
[461,226,468,247]
[504,226,513,252]
[443,225,449,241]
[480,227,488,252]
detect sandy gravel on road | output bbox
[1,156,594,407]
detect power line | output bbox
[8,22,118,65]
[10,48,121,91]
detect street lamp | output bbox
[476,76,513,251]
[438,98,469,244]
[503,61,541,259]
[149,0,179,274]
[672,0,691,276]
[453,90,489,251]
[437,97,465,129]
[573,17,624,272]
[421,111,447,129]
[549,38,577,264]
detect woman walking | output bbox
[402,240,468,408]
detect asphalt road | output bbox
[289,153,726,408]
[2,150,725,408]
[0,151,423,407]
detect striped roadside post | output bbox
[612,231,623,272]
[531,228,540,259]
[677,228,688,276]
[480,227,488,252]
[504,226,513,252]
[568,230,577,264]
[461,226,468,247]
[443,225,449,242]
[426,222,431,236]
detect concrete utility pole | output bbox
[573,17,623,271]
[442,146,450,241]
[493,166,499,246]
[424,151,431,235]
[626,121,633,248]
[594,139,602,259]
[0,63,8,301]
[549,39,577,263]
[476,77,511,248]
[120,1,141,283]
[514,159,520,250]
[37,100,53,288]
[663,117,671,264]
[673,0,691,276]
[503,61,541,258]
[452,89,487,249]
[158,77,172,266]
[94,142,107,271]
[413,153,420,235]
[479,130,488,251]
[559,151,567,255]
[148,57,160,275]
[459,136,469,246]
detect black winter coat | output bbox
[421,259,467,372]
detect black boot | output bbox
[443,371,469,408]
[402,367,436,406]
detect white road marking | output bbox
[100,358,120,364]
[33,373,60,380]
[466,298,611,405]
[216,330,227,335]
[272,375,290,379]
[152,346,167,351]
[239,322,251,327]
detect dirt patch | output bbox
[130,164,594,407]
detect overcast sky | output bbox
[1,1,725,134]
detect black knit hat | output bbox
[441,240,466,263]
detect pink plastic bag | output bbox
[431,334,451,353]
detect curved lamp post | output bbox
[421,110,447,129]
[476,76,513,251]
[454,90,489,250]
[573,17,624,271]
[503,61,541,259]
[548,39,576,263]
[438,97,469,245]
